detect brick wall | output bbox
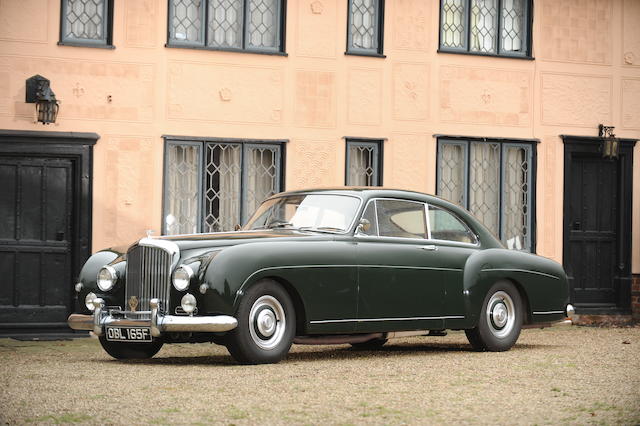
[633,275,640,320]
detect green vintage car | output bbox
[68,188,573,364]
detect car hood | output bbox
[147,229,335,252]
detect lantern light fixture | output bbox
[598,124,619,160]
[25,75,59,125]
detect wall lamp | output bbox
[25,75,59,125]
[598,124,618,160]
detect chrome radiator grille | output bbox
[125,245,171,312]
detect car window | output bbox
[428,205,478,244]
[359,201,378,236]
[376,199,427,239]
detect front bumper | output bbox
[68,298,238,337]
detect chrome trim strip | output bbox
[532,310,565,315]
[481,268,561,280]
[310,315,465,324]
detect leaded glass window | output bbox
[60,0,112,46]
[164,138,283,235]
[347,0,385,55]
[168,0,284,53]
[437,139,535,251]
[439,0,530,57]
[346,140,382,186]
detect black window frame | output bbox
[346,0,385,57]
[345,138,383,186]
[162,135,287,235]
[437,0,533,59]
[435,136,537,252]
[166,0,287,56]
[59,0,114,48]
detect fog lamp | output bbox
[85,292,97,311]
[181,293,197,314]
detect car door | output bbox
[355,199,447,332]
[426,204,481,328]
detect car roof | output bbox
[271,187,454,206]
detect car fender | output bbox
[463,248,569,326]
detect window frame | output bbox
[162,136,287,235]
[59,0,114,48]
[346,0,386,57]
[166,0,287,55]
[345,139,384,186]
[437,0,533,59]
[436,136,537,252]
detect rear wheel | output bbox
[98,335,163,359]
[465,281,523,352]
[226,280,295,364]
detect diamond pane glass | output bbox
[441,0,465,48]
[438,143,465,206]
[64,0,105,41]
[469,142,500,236]
[501,0,525,53]
[204,144,241,232]
[171,0,204,43]
[503,146,530,250]
[247,0,278,49]
[347,144,378,186]
[166,144,200,235]
[470,0,497,53]
[350,0,378,50]
[208,0,243,48]
[245,146,279,221]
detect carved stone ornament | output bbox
[310,1,323,14]
[624,52,634,65]
[219,87,232,101]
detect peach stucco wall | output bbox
[0,0,638,272]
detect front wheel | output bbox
[226,280,295,364]
[465,281,523,352]
[98,335,163,359]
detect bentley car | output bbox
[68,188,573,364]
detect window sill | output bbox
[437,49,533,60]
[344,51,386,59]
[58,41,115,49]
[165,44,288,56]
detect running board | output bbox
[293,330,436,345]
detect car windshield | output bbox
[244,194,361,233]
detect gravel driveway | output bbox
[1,326,639,425]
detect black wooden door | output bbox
[566,155,619,305]
[0,156,74,326]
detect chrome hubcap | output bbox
[486,291,516,338]
[249,295,286,350]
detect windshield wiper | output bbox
[298,226,343,233]
[266,219,294,229]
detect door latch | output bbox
[420,245,438,251]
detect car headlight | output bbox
[181,293,197,314]
[85,292,97,311]
[172,265,194,291]
[97,265,117,291]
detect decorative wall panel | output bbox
[622,0,640,66]
[440,65,530,126]
[0,0,48,43]
[287,139,338,189]
[294,70,336,128]
[167,61,284,124]
[622,79,640,129]
[124,0,157,48]
[392,63,429,121]
[296,0,337,58]
[0,56,154,123]
[348,68,382,126]
[540,73,611,127]
[392,0,430,51]
[389,133,429,192]
[539,0,612,64]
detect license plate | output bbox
[105,327,152,342]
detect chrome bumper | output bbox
[68,298,238,336]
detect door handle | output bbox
[420,245,438,251]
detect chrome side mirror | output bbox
[356,218,371,235]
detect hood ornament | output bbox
[146,229,154,238]
[128,296,139,312]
